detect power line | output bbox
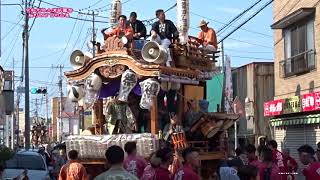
[56,16,79,65]
[217,0,263,35]
[38,0,109,19]
[218,0,274,44]
[78,0,106,12]
[81,0,134,13]
[142,3,177,26]
[1,19,23,25]
[30,49,65,62]
[1,16,23,40]
[85,0,104,9]
[71,15,88,50]
[224,48,273,54]
[29,0,42,32]
[190,11,272,38]
[2,28,22,67]
[228,37,273,49]
[229,55,273,60]
[189,26,273,49]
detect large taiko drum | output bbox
[171,132,188,150]
[200,120,223,138]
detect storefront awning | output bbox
[270,114,320,126]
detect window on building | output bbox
[282,17,315,77]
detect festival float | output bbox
[63,0,239,178]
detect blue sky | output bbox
[0,0,274,117]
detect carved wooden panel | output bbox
[104,36,127,52]
[99,65,127,79]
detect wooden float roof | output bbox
[64,36,217,82]
[64,54,202,81]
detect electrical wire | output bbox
[228,37,273,49]
[1,19,23,25]
[190,11,273,38]
[29,0,42,32]
[217,0,263,35]
[38,0,109,19]
[30,49,65,62]
[56,16,79,65]
[78,0,106,12]
[71,15,87,51]
[1,16,23,40]
[218,0,274,44]
[224,48,273,54]
[83,0,134,13]
[189,26,273,49]
[229,55,273,60]
[2,28,22,67]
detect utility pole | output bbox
[11,58,15,149]
[24,0,31,149]
[58,65,64,142]
[35,98,38,123]
[79,11,97,56]
[92,11,97,57]
[45,87,48,124]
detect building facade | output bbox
[51,97,80,141]
[232,62,274,148]
[265,0,320,177]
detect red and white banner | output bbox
[264,99,284,117]
[302,92,320,112]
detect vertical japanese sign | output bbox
[302,92,320,111]
[264,99,284,116]
[224,56,233,113]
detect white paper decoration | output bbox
[118,69,137,102]
[67,85,85,102]
[140,78,160,110]
[85,73,102,91]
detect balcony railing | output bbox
[279,49,316,78]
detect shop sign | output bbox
[264,99,284,117]
[283,96,301,114]
[302,92,320,112]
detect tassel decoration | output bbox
[164,95,168,107]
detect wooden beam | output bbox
[150,96,158,134]
[93,99,104,135]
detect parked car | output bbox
[3,150,50,180]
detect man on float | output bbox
[101,15,134,43]
[150,9,179,66]
[197,20,218,53]
[129,12,147,40]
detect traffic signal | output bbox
[31,87,47,94]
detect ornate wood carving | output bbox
[171,36,218,72]
[99,64,127,79]
[103,36,127,53]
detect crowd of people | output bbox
[43,140,320,180]
[54,141,200,180]
[218,140,320,180]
